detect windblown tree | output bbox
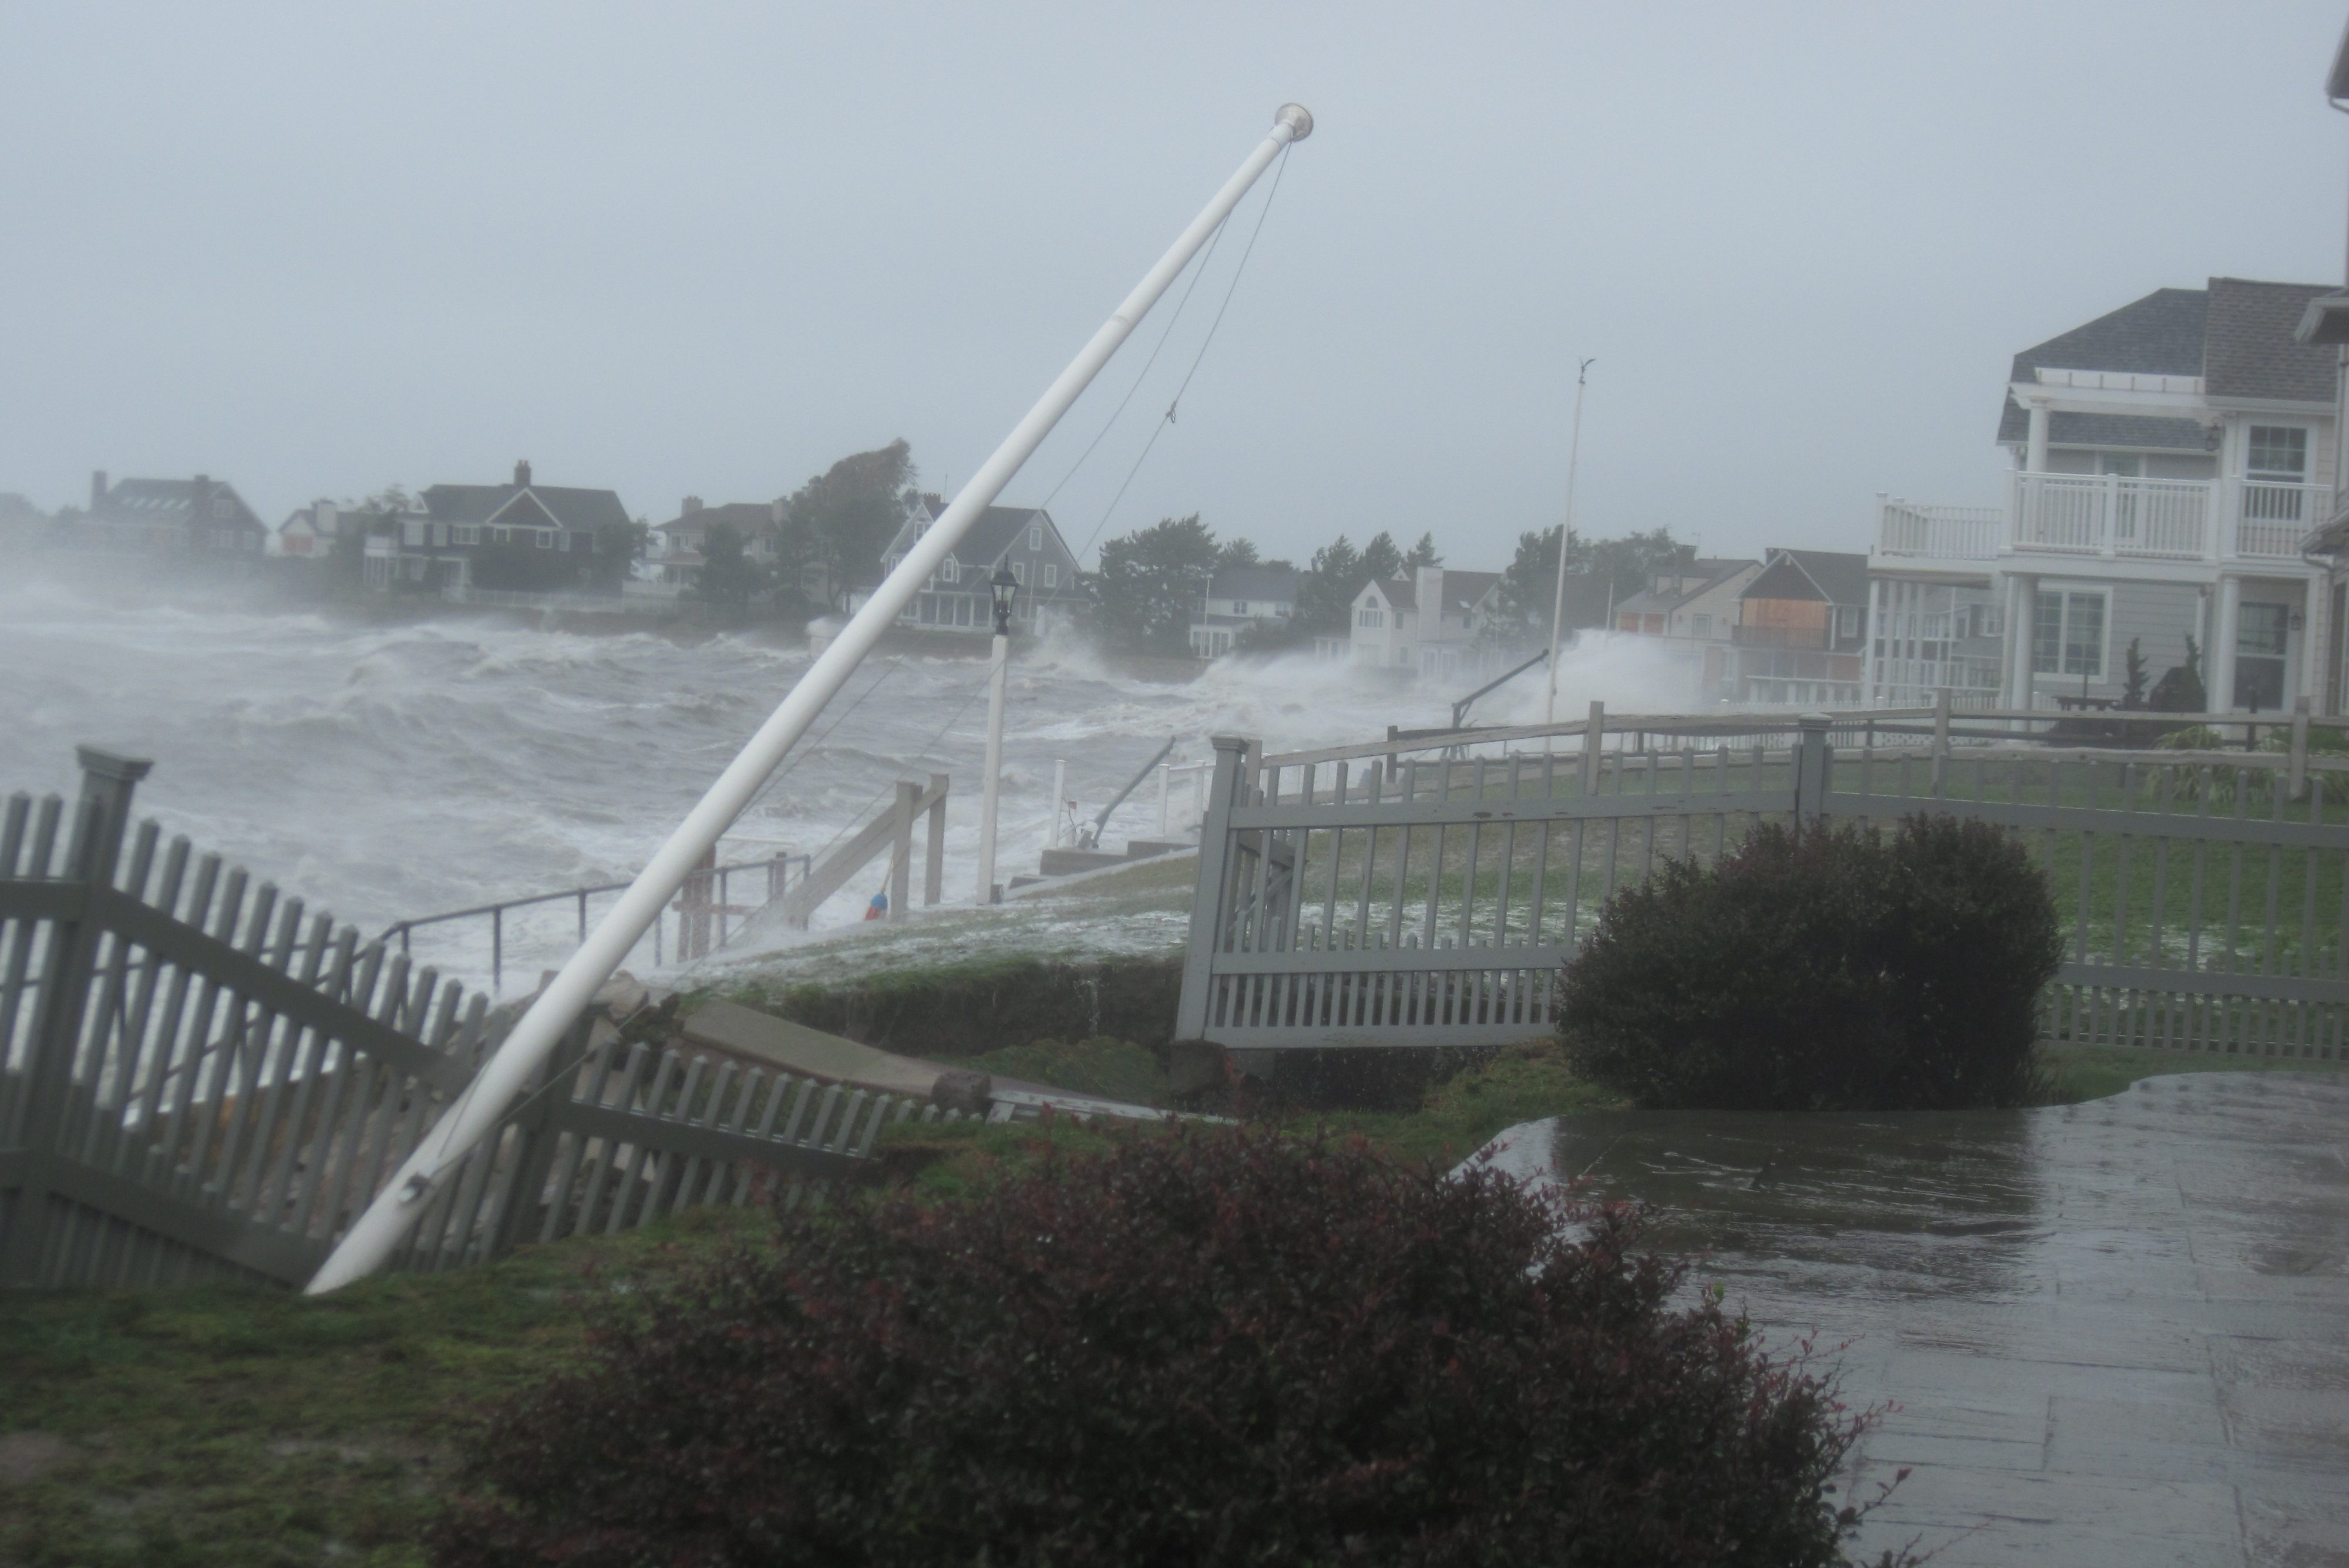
[585,519,649,593]
[1091,514,1220,656]
[781,439,917,609]
[1359,530,1405,587]
[1483,525,1698,652]
[693,521,768,620]
[1404,531,1442,568]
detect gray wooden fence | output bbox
[1174,714,2349,1059]
[1,749,958,1291]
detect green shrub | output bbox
[429,1128,1888,1567]
[1560,815,2062,1111]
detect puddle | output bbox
[1473,1073,2349,1565]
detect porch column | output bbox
[2024,396,2051,474]
[1865,576,1886,704]
[2302,577,2331,715]
[2212,575,2242,716]
[2004,573,2038,712]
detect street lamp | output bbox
[977,563,1020,903]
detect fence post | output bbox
[887,781,917,923]
[1,747,152,1286]
[1579,701,1606,795]
[1174,736,1250,1042]
[1793,712,1832,835]
[2290,696,2310,802]
[924,773,948,907]
[1932,687,1951,796]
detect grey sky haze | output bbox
[5,2,2348,570]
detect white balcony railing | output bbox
[1876,498,2001,561]
[1879,477,2331,567]
[2011,472,2327,564]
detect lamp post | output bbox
[976,563,1019,904]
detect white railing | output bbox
[2008,473,2330,564]
[1875,497,2002,561]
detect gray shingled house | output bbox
[860,493,1085,635]
[366,461,632,591]
[1870,277,2338,714]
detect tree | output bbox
[1580,527,1695,608]
[1288,533,1365,641]
[782,440,917,607]
[1359,530,1405,587]
[1091,514,1219,656]
[693,521,767,619]
[1214,536,1260,570]
[2120,637,2149,709]
[469,541,574,592]
[584,519,649,593]
[1404,531,1442,568]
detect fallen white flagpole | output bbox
[307,103,1314,1293]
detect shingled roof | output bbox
[1995,278,2335,449]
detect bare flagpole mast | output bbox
[1541,358,1595,736]
[308,103,1315,1294]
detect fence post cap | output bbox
[1797,712,1832,733]
[1209,734,1251,754]
[73,746,153,784]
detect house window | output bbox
[491,526,510,545]
[1357,605,1384,628]
[1043,563,1058,589]
[2235,603,2290,711]
[1231,599,1248,615]
[2247,426,2308,483]
[940,556,958,584]
[1011,561,1025,584]
[455,525,479,545]
[1836,606,1860,640]
[536,530,555,549]
[1028,523,1042,551]
[2032,589,2107,679]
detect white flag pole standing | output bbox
[307,103,1314,1294]
[1541,358,1593,738]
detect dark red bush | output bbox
[431,1128,1882,1567]
[1560,814,2063,1111]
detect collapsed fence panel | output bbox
[1179,715,2349,1058]
[2,749,948,1292]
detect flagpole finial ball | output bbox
[1275,104,1314,141]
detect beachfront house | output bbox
[649,497,788,589]
[1728,549,1870,708]
[75,471,267,554]
[1870,277,2338,713]
[862,494,1085,634]
[364,461,632,591]
[1189,564,1303,658]
[1345,564,1503,681]
[276,500,352,557]
[1610,557,1762,704]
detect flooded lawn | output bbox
[1477,1072,2349,1566]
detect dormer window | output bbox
[1028,523,1043,551]
[941,556,959,584]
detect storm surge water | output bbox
[0,575,1695,988]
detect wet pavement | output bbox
[1486,1074,2349,1566]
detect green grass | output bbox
[2033,1040,2349,1104]
[0,1209,766,1568]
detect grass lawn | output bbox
[6,1037,2347,1567]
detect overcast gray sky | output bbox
[5,2,2347,570]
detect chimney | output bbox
[317,500,338,537]
[514,459,532,487]
[89,469,108,512]
[681,496,703,516]
[1416,564,1445,629]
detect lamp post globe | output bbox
[990,563,1019,636]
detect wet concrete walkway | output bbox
[1498,1073,2349,1566]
